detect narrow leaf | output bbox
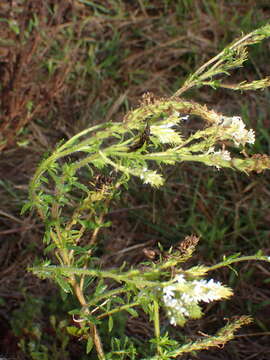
[108,316,114,332]
[86,337,94,354]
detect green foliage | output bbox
[26,25,270,359]
[10,295,71,360]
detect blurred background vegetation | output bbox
[0,1,270,359]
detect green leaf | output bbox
[21,201,32,215]
[9,20,20,35]
[43,231,51,245]
[86,337,94,354]
[188,303,203,319]
[113,296,125,305]
[78,219,98,230]
[55,275,72,293]
[44,243,56,253]
[40,176,49,184]
[94,280,107,296]
[66,326,81,336]
[73,181,90,193]
[108,316,113,332]
[66,245,90,254]
[126,308,138,317]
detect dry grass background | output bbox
[0,1,270,359]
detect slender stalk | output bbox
[69,277,105,360]
[172,28,263,98]
[34,265,162,287]
[97,302,140,320]
[208,255,270,272]
[87,288,129,307]
[153,299,161,356]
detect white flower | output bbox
[247,129,256,144]
[208,148,231,160]
[175,274,186,284]
[206,147,215,155]
[181,293,194,303]
[177,278,226,303]
[139,167,164,187]
[205,147,231,169]
[214,149,231,161]
[158,122,176,129]
[163,278,190,323]
[219,115,255,146]
[180,115,189,121]
[191,279,225,303]
[163,285,176,299]
[162,274,232,326]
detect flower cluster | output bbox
[163,274,233,326]
[212,148,231,161]
[149,111,189,144]
[218,115,255,146]
[139,167,164,187]
[205,147,232,169]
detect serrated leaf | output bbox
[91,159,106,169]
[55,275,72,293]
[150,125,183,144]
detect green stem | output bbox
[31,265,163,288]
[87,288,129,308]
[56,123,111,152]
[208,254,270,272]
[69,277,105,360]
[153,299,161,356]
[172,27,265,97]
[97,302,140,320]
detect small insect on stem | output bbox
[128,122,151,152]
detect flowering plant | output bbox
[163,274,232,327]
[24,24,270,359]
